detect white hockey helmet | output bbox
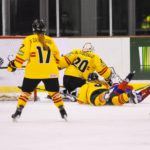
[82,42,95,52]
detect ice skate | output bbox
[60,88,77,102]
[59,106,67,121]
[59,88,67,100]
[65,90,77,102]
[65,94,76,102]
[128,90,139,104]
[11,106,24,121]
[128,85,150,104]
[69,90,77,102]
[136,85,150,103]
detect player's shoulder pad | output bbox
[45,35,55,44]
[24,35,37,42]
[44,34,52,39]
[93,53,100,58]
[71,49,81,54]
[26,34,35,39]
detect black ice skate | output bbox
[59,106,67,121]
[59,88,77,102]
[11,105,24,120]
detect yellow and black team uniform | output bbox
[8,19,67,120]
[8,34,65,108]
[76,80,130,106]
[59,49,112,92]
[11,34,60,79]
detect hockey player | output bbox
[76,72,150,106]
[59,43,113,95]
[7,19,67,121]
[0,57,4,67]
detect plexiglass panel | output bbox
[10,0,39,35]
[136,0,150,35]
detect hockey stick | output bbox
[110,67,149,92]
[34,86,77,102]
[19,86,77,102]
[135,84,150,91]
[0,54,26,69]
[0,66,9,69]
[0,66,25,69]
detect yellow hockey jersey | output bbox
[59,49,111,80]
[77,81,109,106]
[13,34,60,79]
[77,81,129,106]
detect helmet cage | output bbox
[82,42,95,52]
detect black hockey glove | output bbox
[7,60,17,72]
[0,57,4,66]
[88,73,99,81]
[105,77,113,86]
[105,73,115,86]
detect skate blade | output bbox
[12,116,20,122]
[63,115,68,122]
[12,118,18,122]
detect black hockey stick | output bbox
[18,86,77,102]
[0,66,8,69]
[0,66,25,69]
[0,54,25,69]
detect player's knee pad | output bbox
[111,93,129,105]
[17,92,32,107]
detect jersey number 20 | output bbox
[73,57,88,72]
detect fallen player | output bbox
[76,72,150,106]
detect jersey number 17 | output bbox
[37,46,51,63]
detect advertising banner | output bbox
[130,37,150,79]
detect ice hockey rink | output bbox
[0,93,150,150]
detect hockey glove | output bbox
[0,57,4,66]
[105,73,116,86]
[7,60,17,72]
[105,77,113,86]
[88,73,99,81]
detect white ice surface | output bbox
[0,93,150,150]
